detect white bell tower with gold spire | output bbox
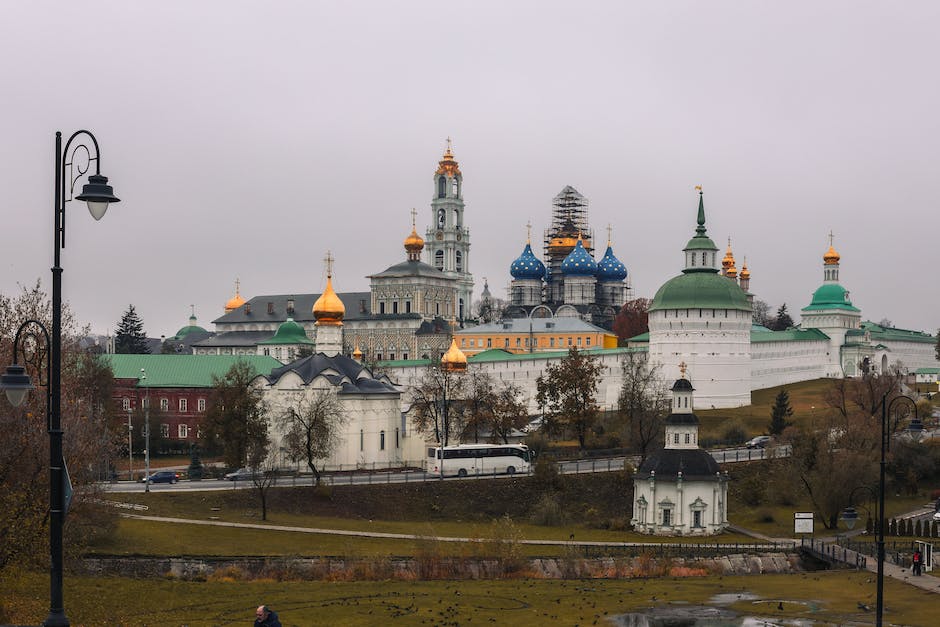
[426,138,473,322]
[312,251,345,356]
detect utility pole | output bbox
[141,368,150,493]
[127,410,133,480]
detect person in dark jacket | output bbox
[254,605,282,627]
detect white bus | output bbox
[427,444,532,477]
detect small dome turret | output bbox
[435,137,461,177]
[823,244,840,265]
[224,279,246,313]
[441,338,467,371]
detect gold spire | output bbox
[679,361,687,378]
[441,338,467,371]
[224,278,246,313]
[740,256,750,279]
[823,231,840,265]
[313,251,345,326]
[435,137,461,176]
[721,238,736,273]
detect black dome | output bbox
[671,378,694,392]
[665,411,699,425]
[636,448,721,479]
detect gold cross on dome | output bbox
[324,251,334,278]
[607,223,613,246]
[679,361,687,377]
[410,207,417,228]
[828,230,834,247]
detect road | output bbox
[102,444,788,494]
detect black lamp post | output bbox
[853,392,922,627]
[0,130,119,627]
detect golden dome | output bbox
[224,279,246,313]
[823,245,840,265]
[404,226,424,254]
[441,338,467,371]
[740,259,750,279]
[721,238,735,271]
[313,276,345,326]
[727,263,738,279]
[352,345,363,361]
[548,235,578,250]
[435,137,461,177]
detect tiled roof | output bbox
[212,292,372,325]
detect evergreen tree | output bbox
[115,305,150,354]
[772,303,794,331]
[768,388,793,435]
[935,328,940,362]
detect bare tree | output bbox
[618,352,670,463]
[277,389,346,486]
[408,365,467,445]
[245,425,276,521]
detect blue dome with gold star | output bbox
[597,245,627,281]
[560,238,597,276]
[510,243,546,280]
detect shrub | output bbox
[529,494,565,526]
[532,455,564,492]
[722,420,748,445]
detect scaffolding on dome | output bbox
[543,186,594,290]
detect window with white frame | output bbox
[179,398,187,412]
[198,398,206,412]
[160,423,169,438]
[178,424,188,439]
[122,398,130,411]
[160,398,168,412]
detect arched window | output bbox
[380,430,386,451]
[452,179,458,196]
[434,250,444,270]
[455,250,463,271]
[438,177,446,198]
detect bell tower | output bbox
[426,138,473,322]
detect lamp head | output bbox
[76,173,120,221]
[0,364,34,407]
[840,506,859,530]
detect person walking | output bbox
[912,549,923,576]
[254,605,282,627]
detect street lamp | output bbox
[844,392,922,627]
[0,130,119,627]
[139,368,151,492]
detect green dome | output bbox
[174,324,207,338]
[650,272,752,312]
[802,283,860,312]
[683,234,718,251]
[259,318,314,345]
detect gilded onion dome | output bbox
[721,238,736,273]
[596,242,628,281]
[313,276,345,326]
[739,259,750,280]
[441,338,468,371]
[404,226,424,253]
[435,137,461,177]
[823,244,840,265]
[560,235,598,276]
[352,345,363,361]
[224,279,246,313]
[510,242,546,280]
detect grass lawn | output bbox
[3,570,938,626]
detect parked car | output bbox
[139,470,180,484]
[222,467,256,481]
[745,435,771,449]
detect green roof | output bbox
[801,283,860,312]
[257,318,314,345]
[915,367,940,375]
[750,328,830,343]
[627,332,650,343]
[650,272,751,312]
[862,321,935,344]
[106,354,282,387]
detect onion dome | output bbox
[259,318,314,345]
[510,243,547,280]
[560,236,598,276]
[313,276,345,326]
[721,238,735,273]
[739,259,750,280]
[823,244,840,265]
[596,244,628,281]
[224,279,246,313]
[441,338,467,371]
[174,313,207,339]
[352,345,363,361]
[727,261,738,279]
[404,226,424,254]
[435,137,461,177]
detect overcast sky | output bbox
[2,1,938,340]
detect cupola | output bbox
[224,279,246,313]
[404,210,425,261]
[441,338,467,371]
[313,253,345,326]
[596,235,628,282]
[435,137,461,177]
[510,240,547,280]
[560,235,598,276]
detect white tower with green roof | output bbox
[799,235,863,376]
[647,190,752,408]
